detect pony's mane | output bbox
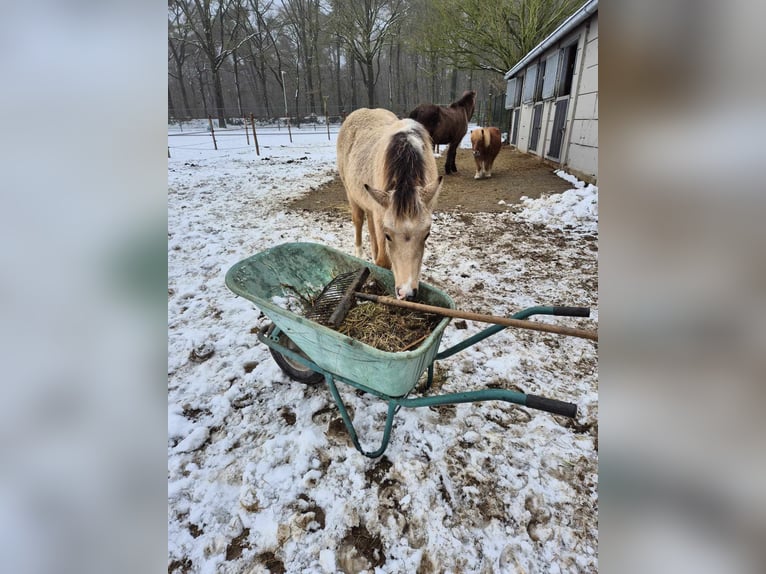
[450,90,476,109]
[384,127,426,218]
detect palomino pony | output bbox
[337,108,443,301]
[408,90,476,175]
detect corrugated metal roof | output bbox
[504,0,598,80]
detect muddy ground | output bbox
[290,146,573,213]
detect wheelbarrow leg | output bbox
[324,373,397,458]
[422,364,435,392]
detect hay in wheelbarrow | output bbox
[311,275,442,353]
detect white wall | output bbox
[565,13,598,179]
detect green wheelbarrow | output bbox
[225,242,592,458]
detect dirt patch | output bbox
[225,527,250,561]
[290,146,572,213]
[255,551,285,574]
[337,525,386,572]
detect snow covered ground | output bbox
[168,120,598,573]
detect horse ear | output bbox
[422,176,443,209]
[364,184,390,208]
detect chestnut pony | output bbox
[337,108,443,301]
[470,126,502,179]
[408,90,476,175]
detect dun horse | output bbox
[408,90,476,175]
[337,108,443,301]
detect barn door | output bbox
[547,97,569,159]
[529,103,543,152]
[511,108,521,145]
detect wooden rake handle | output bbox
[355,293,598,342]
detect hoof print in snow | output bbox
[525,494,552,543]
[255,551,285,574]
[337,525,384,573]
[293,494,326,532]
[225,526,250,561]
[280,406,296,426]
[364,456,393,485]
[189,342,215,363]
[326,417,351,445]
[243,361,259,373]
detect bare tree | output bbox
[332,0,405,108]
[172,0,255,126]
[168,3,193,118]
[166,0,569,120]
[281,0,324,116]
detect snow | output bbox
[168,120,598,573]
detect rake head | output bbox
[304,267,370,328]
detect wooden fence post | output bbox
[250,113,260,156]
[244,116,250,145]
[208,116,218,150]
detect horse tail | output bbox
[482,128,490,149]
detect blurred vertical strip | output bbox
[0,2,167,574]
[600,0,766,572]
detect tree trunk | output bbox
[387,41,394,110]
[178,73,192,119]
[197,69,209,118]
[212,65,227,128]
[168,86,177,121]
[412,53,419,106]
[350,54,358,111]
[366,58,375,108]
[335,37,343,115]
[233,50,243,118]
[395,41,403,113]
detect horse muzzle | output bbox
[396,286,418,301]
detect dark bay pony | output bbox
[408,90,476,175]
[337,108,443,300]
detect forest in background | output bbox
[168,0,583,129]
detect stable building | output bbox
[504,0,598,183]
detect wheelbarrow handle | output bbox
[551,306,590,317]
[526,394,578,418]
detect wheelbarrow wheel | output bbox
[265,324,324,384]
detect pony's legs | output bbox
[350,202,365,258]
[367,213,378,260]
[446,143,458,174]
[370,218,391,269]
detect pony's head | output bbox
[364,121,443,300]
[470,128,485,157]
[455,90,477,121]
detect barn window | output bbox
[534,58,546,101]
[505,77,522,109]
[556,42,578,96]
[505,79,516,109]
[541,51,559,100]
[522,64,537,104]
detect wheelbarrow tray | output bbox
[225,242,454,397]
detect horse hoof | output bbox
[474,174,481,180]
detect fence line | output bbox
[167,119,342,156]
[168,93,510,130]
